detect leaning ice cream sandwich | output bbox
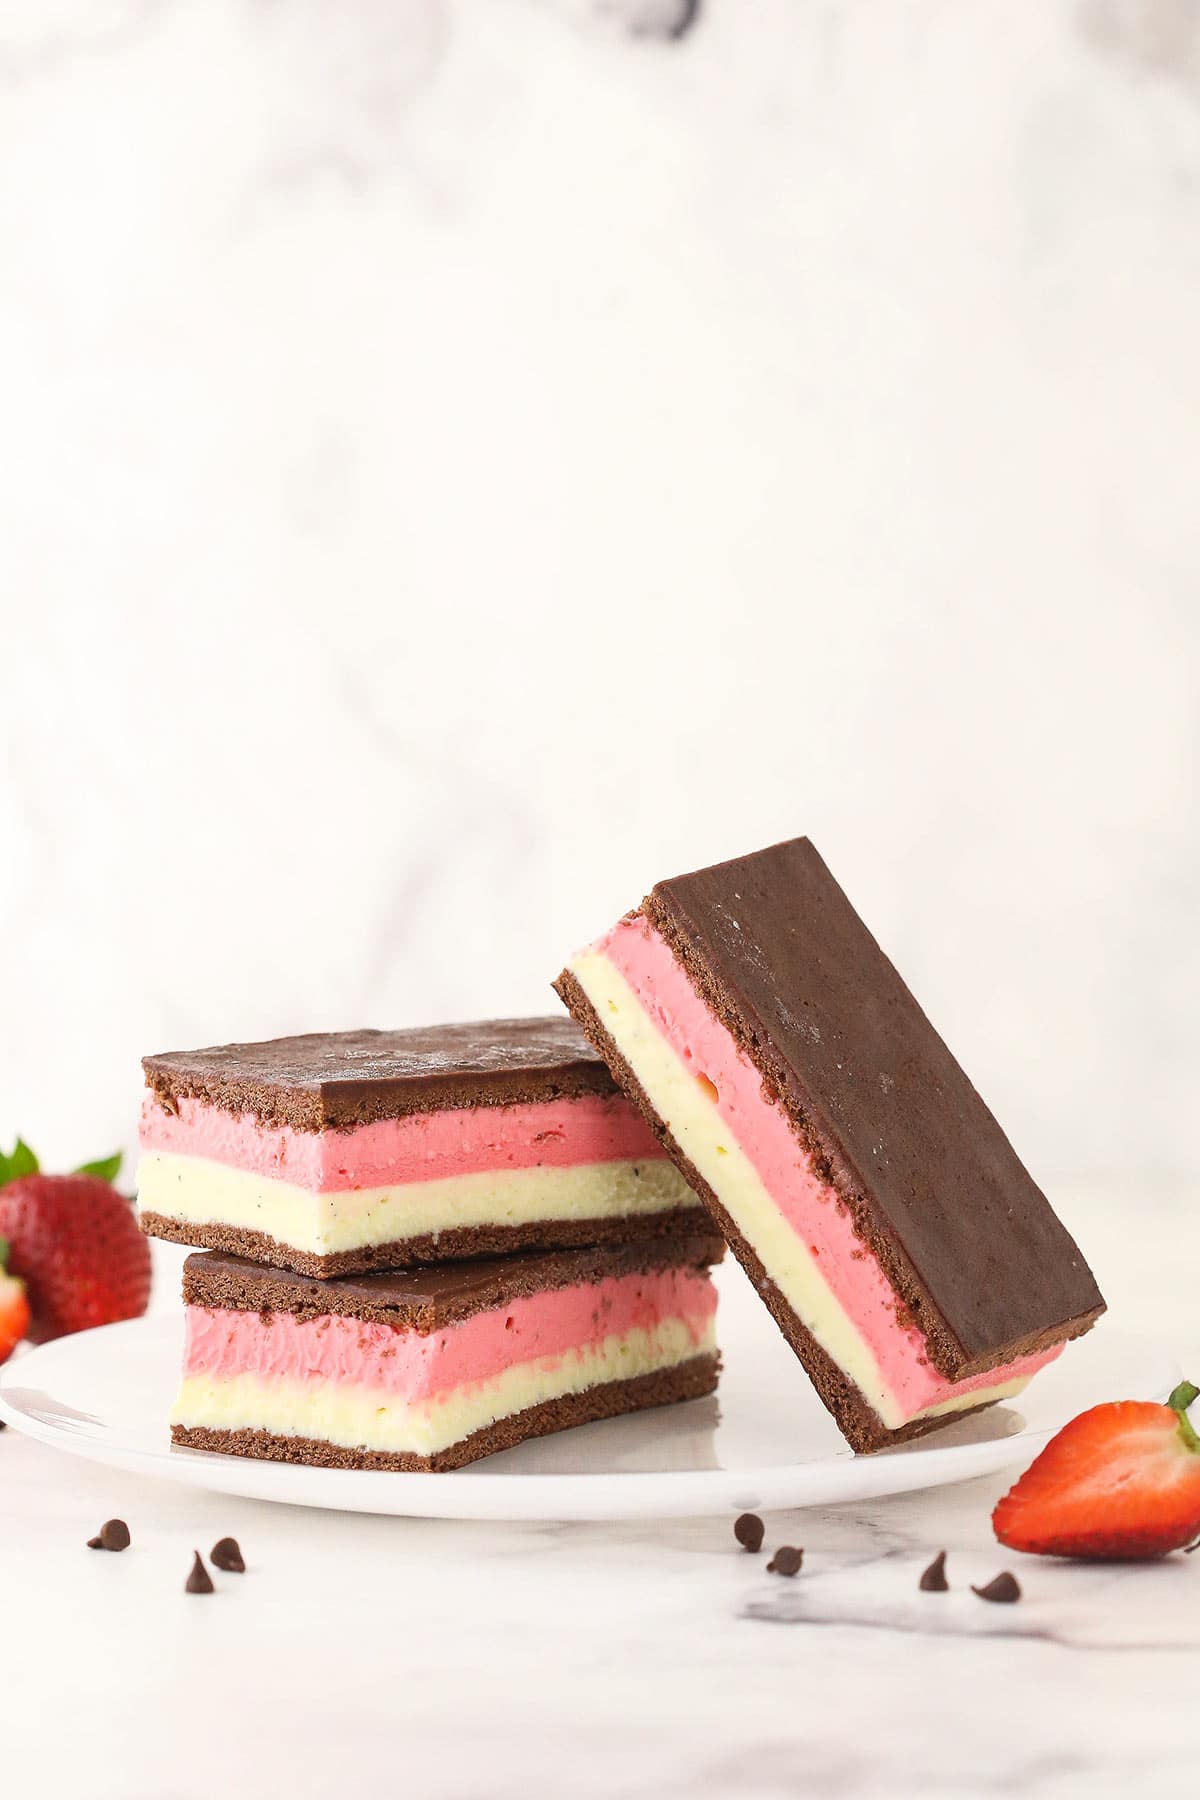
[138,1020,704,1277]
[554,837,1105,1453]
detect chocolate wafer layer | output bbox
[144,1018,618,1131]
[140,1204,711,1279]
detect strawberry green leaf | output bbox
[11,1140,38,1177]
[1168,1380,1200,1454]
[0,1140,39,1189]
[75,1152,123,1183]
[0,1235,8,1267]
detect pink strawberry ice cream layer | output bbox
[140,1091,666,1192]
[182,1267,718,1402]
[597,915,1060,1416]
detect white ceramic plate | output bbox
[0,1264,1170,1520]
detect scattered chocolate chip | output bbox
[185,1551,214,1595]
[972,1571,1021,1604]
[211,1536,245,1573]
[0,1418,7,1430]
[767,1545,804,1576]
[919,1550,949,1591]
[87,1519,130,1552]
[733,1512,764,1554]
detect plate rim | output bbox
[0,1315,1175,1521]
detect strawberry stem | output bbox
[1168,1380,1200,1454]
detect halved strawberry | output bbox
[993,1381,1200,1559]
[0,1237,31,1364]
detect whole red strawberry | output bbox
[993,1380,1200,1560]
[0,1143,151,1343]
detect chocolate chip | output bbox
[0,1418,7,1430]
[211,1536,245,1573]
[185,1551,214,1595]
[733,1512,764,1554]
[767,1545,804,1576]
[972,1571,1021,1604]
[919,1550,949,1591]
[87,1519,130,1552]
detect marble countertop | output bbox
[2,1184,1197,1799]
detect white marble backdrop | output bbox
[1,0,1197,1181]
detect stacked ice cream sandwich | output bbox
[140,836,1105,1472]
[137,1019,723,1470]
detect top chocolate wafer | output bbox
[555,837,1105,1453]
[143,1018,617,1131]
